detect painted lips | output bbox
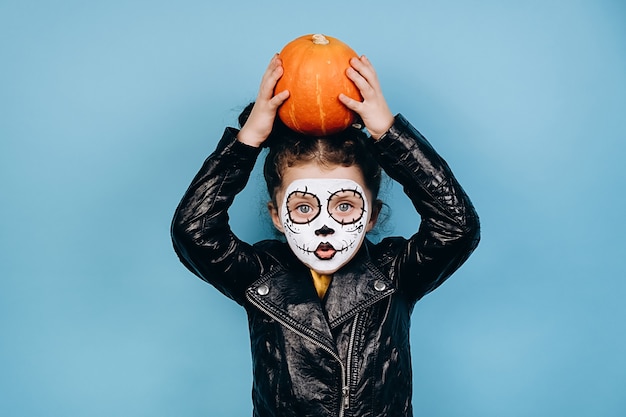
[314,242,337,260]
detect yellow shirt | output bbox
[310,270,332,299]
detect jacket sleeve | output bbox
[170,128,267,305]
[370,114,480,304]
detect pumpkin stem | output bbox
[311,34,330,45]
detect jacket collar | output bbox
[324,256,395,328]
[245,243,395,350]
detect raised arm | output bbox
[171,55,290,304]
[340,55,480,302]
[372,116,480,303]
[171,130,265,304]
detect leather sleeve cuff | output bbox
[213,127,263,169]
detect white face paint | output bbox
[280,178,370,274]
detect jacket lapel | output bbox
[323,258,396,329]
[245,242,396,347]
[246,266,336,351]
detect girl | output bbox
[171,54,480,417]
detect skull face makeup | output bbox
[280,178,370,274]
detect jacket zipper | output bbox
[343,312,360,413]
[246,293,351,417]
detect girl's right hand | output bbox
[339,55,394,140]
[237,54,290,147]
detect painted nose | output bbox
[315,225,335,236]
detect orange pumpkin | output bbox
[275,34,362,136]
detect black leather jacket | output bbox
[171,115,480,417]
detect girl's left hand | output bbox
[339,55,394,140]
[238,54,290,147]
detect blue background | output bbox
[2,0,625,416]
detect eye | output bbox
[327,189,365,225]
[337,202,353,213]
[285,189,321,224]
[296,204,313,214]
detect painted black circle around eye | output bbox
[327,188,366,225]
[285,189,322,225]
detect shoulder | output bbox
[253,239,299,269]
[365,237,408,268]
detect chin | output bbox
[307,259,346,275]
[312,267,340,275]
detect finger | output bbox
[346,66,374,98]
[270,89,290,108]
[349,56,378,85]
[339,93,362,112]
[258,54,281,86]
[258,61,284,99]
[259,54,279,82]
